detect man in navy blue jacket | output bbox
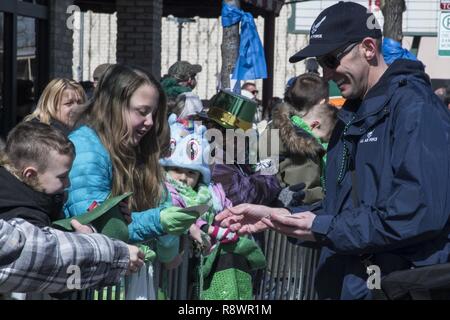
[216,1,450,299]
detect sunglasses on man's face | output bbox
[317,42,360,70]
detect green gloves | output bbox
[160,205,209,236]
[138,244,156,263]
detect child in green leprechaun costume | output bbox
[160,114,266,300]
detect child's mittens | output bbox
[160,206,199,235]
[210,225,239,244]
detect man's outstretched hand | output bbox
[215,204,317,241]
[215,204,290,235]
[263,211,317,241]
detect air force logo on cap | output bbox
[310,15,326,38]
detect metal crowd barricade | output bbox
[62,235,193,301]
[24,231,319,300]
[154,235,192,300]
[255,230,319,300]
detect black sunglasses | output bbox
[317,42,360,70]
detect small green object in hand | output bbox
[160,204,209,235]
[138,244,156,263]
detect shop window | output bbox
[16,16,37,122]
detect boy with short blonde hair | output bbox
[0,121,75,227]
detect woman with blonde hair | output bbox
[25,78,86,135]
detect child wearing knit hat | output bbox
[160,114,238,250]
[160,114,266,299]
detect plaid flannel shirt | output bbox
[0,218,129,293]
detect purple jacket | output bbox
[211,164,281,206]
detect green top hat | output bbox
[52,192,132,242]
[207,90,257,130]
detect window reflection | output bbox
[17,16,37,122]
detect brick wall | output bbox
[49,0,74,79]
[116,0,162,77]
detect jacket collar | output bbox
[337,60,427,136]
[0,166,65,221]
[272,103,325,159]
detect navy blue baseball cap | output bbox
[289,1,382,63]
